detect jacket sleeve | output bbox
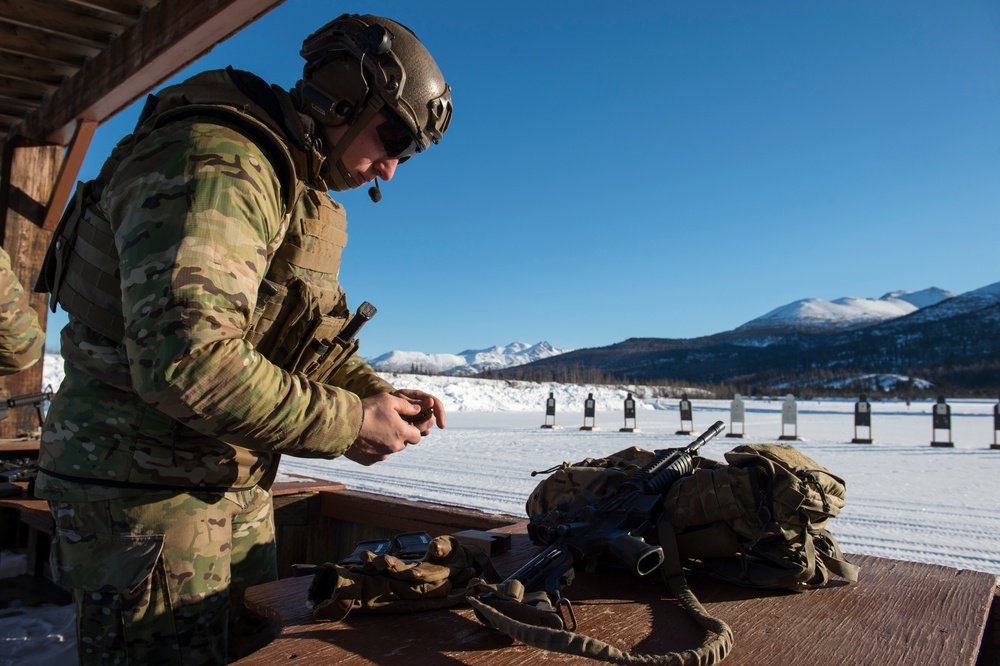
[0,247,45,376]
[330,352,395,398]
[103,117,365,459]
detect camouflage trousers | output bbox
[48,486,279,665]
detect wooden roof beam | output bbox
[42,118,97,232]
[62,0,146,22]
[0,22,104,63]
[14,0,287,146]
[0,0,128,46]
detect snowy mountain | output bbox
[737,287,954,331]
[880,281,1000,327]
[366,341,571,376]
[496,280,1000,392]
[880,287,955,310]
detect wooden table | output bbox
[0,476,348,580]
[0,436,39,461]
[236,522,998,666]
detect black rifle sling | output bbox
[466,531,734,666]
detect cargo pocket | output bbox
[50,527,163,593]
[51,528,172,662]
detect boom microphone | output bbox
[368,178,382,203]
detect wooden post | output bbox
[0,138,61,438]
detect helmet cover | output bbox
[301,14,452,152]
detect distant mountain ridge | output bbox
[367,341,571,376]
[367,282,998,390]
[737,287,954,332]
[492,281,1000,392]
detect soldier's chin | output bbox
[319,163,353,192]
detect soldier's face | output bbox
[323,116,400,188]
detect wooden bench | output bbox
[234,488,1000,666]
[0,436,40,461]
[0,474,347,579]
[0,482,52,576]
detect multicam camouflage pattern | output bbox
[34,68,399,665]
[0,246,44,376]
[50,485,278,665]
[36,70,393,502]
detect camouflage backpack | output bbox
[527,442,859,592]
[466,441,858,665]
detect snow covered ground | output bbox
[283,372,1000,578]
[1,358,998,665]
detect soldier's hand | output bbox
[392,389,446,435]
[345,393,423,466]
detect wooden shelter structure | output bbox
[0,0,287,436]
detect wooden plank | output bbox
[0,437,39,459]
[0,0,130,44]
[0,74,57,99]
[0,139,59,438]
[0,97,37,115]
[16,0,288,145]
[0,485,51,532]
[40,118,95,231]
[0,52,78,81]
[320,489,516,537]
[272,478,346,497]
[0,21,104,62]
[238,538,996,666]
[62,0,146,21]
[0,480,53,578]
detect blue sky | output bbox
[47,0,1000,357]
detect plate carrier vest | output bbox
[38,68,366,385]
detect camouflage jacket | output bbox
[0,246,44,375]
[37,69,393,501]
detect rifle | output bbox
[482,420,726,631]
[0,386,54,429]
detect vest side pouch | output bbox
[36,180,90,300]
[287,312,360,385]
[250,276,313,367]
[244,279,285,349]
[312,338,360,385]
[37,180,127,341]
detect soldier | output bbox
[0,246,44,376]
[34,14,451,665]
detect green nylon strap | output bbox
[465,546,734,666]
[816,530,860,583]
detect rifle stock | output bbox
[505,542,575,596]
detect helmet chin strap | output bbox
[320,100,384,192]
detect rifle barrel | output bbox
[643,421,726,495]
[688,420,726,454]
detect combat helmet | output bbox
[299,14,452,191]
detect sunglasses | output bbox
[376,112,421,163]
